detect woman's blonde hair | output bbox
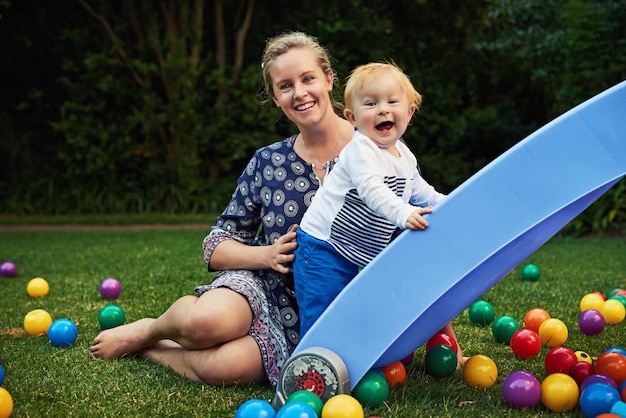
[344,62,422,113]
[260,31,342,112]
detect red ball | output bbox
[595,352,626,386]
[569,361,595,385]
[426,332,459,354]
[510,329,542,359]
[544,346,578,375]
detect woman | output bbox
[90,31,355,388]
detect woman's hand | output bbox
[267,224,299,274]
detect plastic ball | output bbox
[0,262,16,278]
[581,374,619,393]
[595,352,626,386]
[462,354,498,389]
[99,278,122,300]
[426,332,459,354]
[98,304,126,330]
[608,294,626,311]
[0,387,13,418]
[321,394,364,418]
[576,350,593,364]
[400,351,414,367]
[277,400,316,418]
[491,315,520,344]
[468,300,495,326]
[523,308,550,332]
[521,263,541,281]
[501,370,541,409]
[424,344,458,378]
[569,361,594,386]
[0,364,4,386]
[605,348,626,357]
[544,346,578,375]
[234,398,276,418]
[23,309,53,335]
[48,318,78,347]
[578,309,606,336]
[611,401,626,416]
[602,299,626,325]
[352,371,389,408]
[26,277,49,298]
[537,318,568,347]
[286,390,323,416]
[540,373,579,412]
[509,329,541,359]
[380,361,407,388]
[580,382,621,418]
[580,293,606,312]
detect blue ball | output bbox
[580,382,620,418]
[48,318,78,347]
[276,401,316,418]
[0,364,4,386]
[235,399,276,418]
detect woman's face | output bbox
[270,47,334,128]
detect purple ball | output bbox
[581,374,618,393]
[502,371,541,409]
[578,309,606,336]
[0,261,17,277]
[99,278,122,300]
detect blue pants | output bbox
[294,229,360,336]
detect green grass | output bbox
[1,230,626,417]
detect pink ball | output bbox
[99,278,122,300]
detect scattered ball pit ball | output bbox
[580,382,621,418]
[48,318,78,347]
[581,374,619,393]
[0,387,14,418]
[234,398,275,418]
[569,361,594,386]
[537,318,568,347]
[400,351,414,367]
[425,344,458,378]
[521,263,541,281]
[23,309,53,335]
[352,371,389,408]
[544,346,578,375]
[580,292,606,312]
[509,329,541,359]
[26,277,49,298]
[605,347,626,358]
[99,278,122,300]
[594,351,626,386]
[0,262,17,278]
[321,394,364,418]
[276,400,316,418]
[491,315,520,344]
[540,372,579,413]
[426,333,459,354]
[380,361,407,388]
[462,354,498,389]
[286,390,323,416]
[468,300,495,326]
[576,350,593,364]
[602,299,626,325]
[501,370,541,409]
[523,308,551,332]
[578,309,606,336]
[0,364,4,386]
[98,304,126,330]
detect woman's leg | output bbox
[90,288,252,359]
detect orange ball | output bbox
[380,361,407,388]
[595,351,626,386]
[523,308,551,332]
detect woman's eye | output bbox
[303,75,314,83]
[279,83,292,91]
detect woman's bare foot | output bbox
[90,318,156,359]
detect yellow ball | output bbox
[321,394,364,418]
[24,309,53,335]
[0,387,13,418]
[462,354,498,389]
[538,318,568,347]
[602,299,626,324]
[579,293,604,312]
[26,277,49,298]
[575,351,593,364]
[540,373,578,412]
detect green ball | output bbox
[425,345,457,378]
[468,300,495,326]
[98,304,126,330]
[521,263,541,281]
[352,371,389,408]
[491,315,520,344]
[286,390,323,416]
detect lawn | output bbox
[1,229,626,417]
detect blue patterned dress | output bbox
[199,134,334,387]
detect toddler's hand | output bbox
[405,206,433,230]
